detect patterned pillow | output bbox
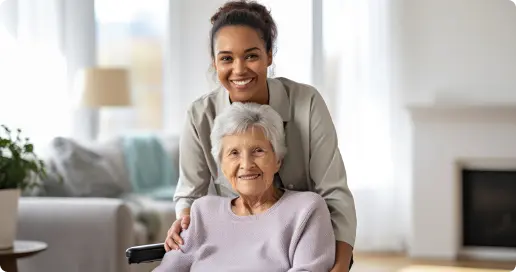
[39,137,126,197]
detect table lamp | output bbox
[74,67,132,139]
[75,67,131,108]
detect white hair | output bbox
[210,102,287,164]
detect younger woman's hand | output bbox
[164,215,191,251]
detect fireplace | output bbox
[408,106,516,260]
[461,169,516,249]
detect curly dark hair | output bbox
[209,0,278,59]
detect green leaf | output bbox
[24,144,33,153]
[0,124,49,191]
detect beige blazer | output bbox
[173,77,357,246]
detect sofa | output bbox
[15,134,180,272]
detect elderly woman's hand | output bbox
[164,215,191,251]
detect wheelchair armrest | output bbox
[126,243,167,264]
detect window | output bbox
[259,0,313,85]
[95,0,168,137]
[0,0,71,153]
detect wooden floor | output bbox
[351,253,515,272]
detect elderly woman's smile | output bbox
[238,173,260,180]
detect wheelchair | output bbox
[126,243,354,268]
[126,243,167,264]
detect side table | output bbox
[0,241,47,272]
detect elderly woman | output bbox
[153,102,335,272]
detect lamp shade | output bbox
[75,68,131,107]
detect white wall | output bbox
[164,0,225,135]
[408,106,516,260]
[260,0,313,85]
[399,0,516,106]
[393,0,516,258]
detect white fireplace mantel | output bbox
[407,104,516,260]
[407,104,516,120]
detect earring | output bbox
[268,63,276,77]
[208,64,220,86]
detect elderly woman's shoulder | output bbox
[191,195,227,211]
[284,190,327,210]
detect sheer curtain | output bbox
[259,0,313,85]
[0,0,97,149]
[323,0,404,251]
[0,0,72,153]
[95,0,169,139]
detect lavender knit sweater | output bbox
[153,190,336,272]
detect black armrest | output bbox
[126,243,167,264]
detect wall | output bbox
[394,0,516,258]
[408,106,516,260]
[164,0,225,135]
[399,0,516,106]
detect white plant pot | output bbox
[0,188,20,250]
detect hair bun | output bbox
[210,0,272,26]
[209,0,278,58]
[247,2,272,19]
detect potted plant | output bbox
[0,125,47,250]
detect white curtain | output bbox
[324,0,404,251]
[0,0,96,150]
[0,0,72,153]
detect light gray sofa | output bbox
[15,135,180,272]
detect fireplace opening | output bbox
[462,169,516,248]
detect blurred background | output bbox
[1,0,516,271]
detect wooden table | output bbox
[0,241,47,272]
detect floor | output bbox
[351,253,515,272]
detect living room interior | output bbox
[0,0,515,271]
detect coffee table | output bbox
[0,241,47,272]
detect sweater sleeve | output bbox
[288,196,336,272]
[152,249,193,272]
[173,106,212,218]
[152,201,204,272]
[309,89,357,246]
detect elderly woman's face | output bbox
[220,126,281,197]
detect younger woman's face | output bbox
[212,25,272,104]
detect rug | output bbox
[399,265,513,272]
